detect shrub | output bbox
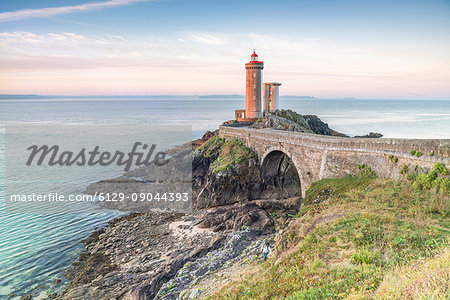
[388,155,398,163]
[429,151,434,156]
[399,163,409,175]
[403,163,450,196]
[410,150,416,156]
[433,162,449,176]
[357,164,377,178]
[434,177,450,195]
[412,171,437,190]
[415,151,423,158]
[406,173,417,181]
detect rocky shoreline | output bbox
[57,111,380,300]
[60,198,300,299]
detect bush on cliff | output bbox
[208,177,449,299]
[403,162,450,196]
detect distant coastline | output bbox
[2,94,449,101]
[0,94,318,100]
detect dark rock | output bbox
[156,227,264,300]
[303,115,348,137]
[197,203,271,232]
[354,132,383,138]
[250,109,348,137]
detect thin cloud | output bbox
[189,32,226,45]
[0,0,149,22]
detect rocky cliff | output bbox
[192,135,301,209]
[250,109,348,137]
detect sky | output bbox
[0,0,449,98]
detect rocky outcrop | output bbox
[250,110,313,133]
[196,203,272,232]
[302,114,348,137]
[192,136,301,209]
[156,227,265,300]
[354,132,383,138]
[62,212,224,300]
[250,109,383,138]
[251,109,348,137]
[61,201,287,300]
[192,137,262,209]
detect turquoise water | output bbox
[0,96,449,298]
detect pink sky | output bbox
[1,31,449,98]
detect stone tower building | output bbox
[245,50,264,119]
[263,82,282,114]
[235,50,281,123]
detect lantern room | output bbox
[250,50,258,62]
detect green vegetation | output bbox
[401,162,450,197]
[194,136,258,174]
[160,282,176,296]
[376,249,449,299]
[195,135,226,158]
[429,151,434,156]
[388,155,398,163]
[399,163,409,175]
[303,175,373,206]
[410,150,423,157]
[433,162,449,176]
[357,163,377,178]
[352,247,381,265]
[208,177,449,299]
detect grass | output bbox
[194,136,258,174]
[211,139,257,174]
[352,247,381,265]
[207,177,449,299]
[376,249,449,299]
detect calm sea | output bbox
[0,96,449,298]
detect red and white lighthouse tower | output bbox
[245,50,264,119]
[235,50,277,123]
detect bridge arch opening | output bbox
[261,150,301,199]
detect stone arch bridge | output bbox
[219,126,450,197]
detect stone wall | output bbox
[219,126,450,197]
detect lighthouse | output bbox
[235,50,280,123]
[245,50,264,119]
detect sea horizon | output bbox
[1,94,449,101]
